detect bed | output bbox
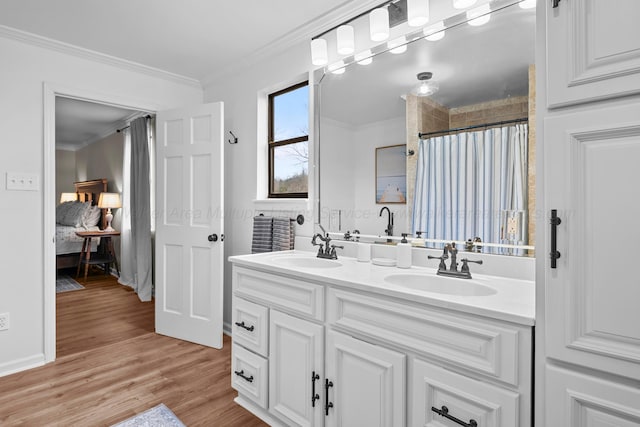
[56,178,108,270]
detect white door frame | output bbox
[43,82,158,363]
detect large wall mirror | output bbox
[317,0,535,256]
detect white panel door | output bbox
[155,102,224,348]
[544,101,640,380]
[546,0,640,107]
[325,330,405,427]
[269,310,324,427]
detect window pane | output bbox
[273,85,309,142]
[272,141,308,194]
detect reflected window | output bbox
[268,81,309,198]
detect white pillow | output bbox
[82,205,101,228]
[59,201,90,227]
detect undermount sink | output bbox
[270,255,342,269]
[384,273,497,296]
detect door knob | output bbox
[208,234,218,242]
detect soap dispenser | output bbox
[397,233,412,269]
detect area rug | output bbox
[55,275,85,293]
[111,404,185,427]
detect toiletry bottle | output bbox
[397,233,411,269]
[412,231,426,247]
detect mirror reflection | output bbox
[318,2,535,256]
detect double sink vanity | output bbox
[229,245,534,426]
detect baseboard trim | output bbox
[0,353,45,378]
[223,321,232,337]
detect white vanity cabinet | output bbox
[231,262,533,427]
[545,0,640,108]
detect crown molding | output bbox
[0,25,202,89]
[200,0,381,88]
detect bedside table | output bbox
[75,230,121,281]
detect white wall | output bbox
[0,35,202,376]
[55,149,76,203]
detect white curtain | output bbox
[412,124,528,253]
[118,116,154,301]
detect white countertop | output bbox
[229,250,535,327]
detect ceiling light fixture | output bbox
[407,0,429,27]
[388,36,408,54]
[411,72,439,97]
[423,21,445,41]
[467,4,491,26]
[336,25,355,55]
[453,0,477,9]
[354,49,374,65]
[310,38,328,66]
[370,7,390,42]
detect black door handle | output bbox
[324,379,334,415]
[208,234,218,242]
[234,369,254,383]
[550,210,562,269]
[311,371,320,407]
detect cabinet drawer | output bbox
[411,358,520,427]
[328,288,526,386]
[231,343,268,409]
[234,266,324,321]
[546,365,640,427]
[232,297,268,357]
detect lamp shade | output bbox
[337,25,355,55]
[369,7,389,42]
[407,0,429,27]
[311,38,328,66]
[60,192,77,203]
[98,192,122,209]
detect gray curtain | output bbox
[118,116,153,301]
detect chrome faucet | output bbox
[379,207,394,242]
[312,225,344,260]
[428,242,483,279]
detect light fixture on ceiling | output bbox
[411,72,439,97]
[423,21,445,41]
[370,7,390,41]
[354,49,374,65]
[311,38,328,66]
[388,36,408,54]
[453,0,477,9]
[519,0,536,9]
[337,25,355,55]
[467,4,491,26]
[407,0,429,27]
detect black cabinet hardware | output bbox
[311,371,320,407]
[324,379,334,415]
[234,370,254,383]
[550,209,562,268]
[234,321,255,332]
[432,405,477,427]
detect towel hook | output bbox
[228,131,238,144]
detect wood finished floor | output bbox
[0,269,267,426]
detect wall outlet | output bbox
[6,172,39,191]
[507,217,519,234]
[0,313,9,331]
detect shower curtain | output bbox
[412,123,528,253]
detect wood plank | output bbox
[0,272,267,426]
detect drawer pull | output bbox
[432,405,477,427]
[311,371,320,407]
[324,379,334,415]
[234,321,255,332]
[234,369,254,383]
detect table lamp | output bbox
[98,192,122,232]
[60,192,78,203]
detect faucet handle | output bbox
[460,258,483,273]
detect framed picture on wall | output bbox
[375,144,407,204]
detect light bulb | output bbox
[407,0,429,27]
[424,21,445,41]
[336,25,355,55]
[370,7,389,42]
[310,39,328,66]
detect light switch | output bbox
[6,172,39,191]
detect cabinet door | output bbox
[546,0,640,108]
[411,358,520,427]
[325,330,405,427]
[544,101,640,380]
[269,310,324,427]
